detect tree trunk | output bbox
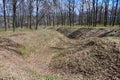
[3,0,7,31]
[35,0,39,30]
[112,0,118,26]
[68,0,72,26]
[13,3,16,32]
[104,1,109,26]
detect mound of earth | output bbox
[50,38,120,80]
[0,38,31,80]
[0,38,22,55]
[0,30,71,80]
[66,28,120,39]
[56,27,77,36]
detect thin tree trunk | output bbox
[95,0,98,26]
[104,1,108,26]
[112,0,118,26]
[35,0,39,30]
[92,0,96,26]
[13,3,16,32]
[53,12,55,26]
[81,3,84,25]
[69,1,72,26]
[3,0,7,31]
[29,13,32,29]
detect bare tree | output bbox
[104,0,109,26]
[112,0,119,26]
[12,0,17,32]
[35,0,39,30]
[28,0,34,29]
[3,0,7,31]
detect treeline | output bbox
[1,0,120,31]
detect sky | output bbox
[0,0,2,4]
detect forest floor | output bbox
[0,27,120,80]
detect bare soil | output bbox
[50,38,120,80]
[57,27,120,39]
[56,27,77,36]
[50,27,120,80]
[0,28,120,80]
[0,30,69,80]
[0,38,31,80]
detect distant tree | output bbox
[92,0,98,27]
[112,0,119,26]
[12,0,17,32]
[67,0,76,26]
[6,0,12,28]
[28,0,34,29]
[104,0,109,26]
[3,0,7,31]
[95,0,98,26]
[68,0,72,26]
[20,0,25,28]
[98,3,103,25]
[35,0,40,30]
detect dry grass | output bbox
[1,27,120,80]
[50,37,120,80]
[0,28,70,80]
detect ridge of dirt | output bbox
[68,28,120,39]
[1,28,120,80]
[57,27,120,39]
[0,30,70,80]
[0,38,23,55]
[56,27,77,36]
[0,38,31,80]
[50,38,120,80]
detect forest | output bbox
[0,0,120,31]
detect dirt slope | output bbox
[68,28,120,39]
[0,29,69,80]
[0,38,32,80]
[57,27,120,39]
[50,38,120,80]
[56,27,77,36]
[0,28,120,80]
[50,27,120,80]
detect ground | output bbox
[0,28,70,80]
[0,27,120,80]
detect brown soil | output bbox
[56,27,77,36]
[0,28,120,80]
[0,38,22,55]
[50,38,120,80]
[0,38,31,80]
[48,11,120,80]
[0,31,68,80]
[57,27,120,39]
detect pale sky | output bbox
[0,0,2,4]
